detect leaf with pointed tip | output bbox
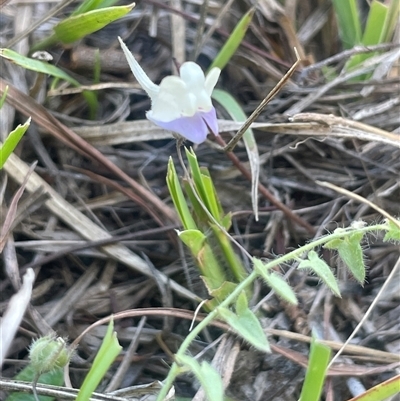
[177,355,224,401]
[218,305,270,352]
[253,258,298,305]
[383,219,400,242]
[325,233,365,283]
[298,251,341,297]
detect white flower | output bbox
[118,37,221,144]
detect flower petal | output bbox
[205,67,221,96]
[118,37,159,99]
[147,107,218,144]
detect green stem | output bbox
[156,223,387,400]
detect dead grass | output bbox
[1,0,399,400]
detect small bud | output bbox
[29,335,70,375]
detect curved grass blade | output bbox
[212,89,259,220]
[54,3,135,44]
[75,319,122,401]
[208,8,255,71]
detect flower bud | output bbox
[29,335,70,375]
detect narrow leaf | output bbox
[177,355,224,401]
[76,319,122,401]
[0,118,30,169]
[218,306,270,352]
[54,3,135,44]
[0,84,8,109]
[253,258,298,305]
[212,89,259,221]
[0,49,80,86]
[298,251,341,297]
[332,0,362,48]
[209,8,255,71]
[166,157,197,230]
[299,339,331,401]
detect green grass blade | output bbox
[54,3,135,44]
[71,0,119,16]
[0,84,9,109]
[299,338,331,401]
[346,374,400,401]
[0,118,30,169]
[0,49,80,86]
[381,0,400,42]
[76,319,122,401]
[209,8,255,71]
[212,89,259,220]
[166,157,198,230]
[332,0,362,48]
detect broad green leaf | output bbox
[0,118,30,169]
[209,8,255,71]
[218,305,270,352]
[298,251,341,297]
[178,229,206,255]
[54,3,135,44]
[212,89,259,221]
[76,319,122,401]
[299,339,331,401]
[253,258,298,305]
[332,0,362,48]
[177,355,224,401]
[0,49,80,86]
[166,157,197,230]
[383,219,400,242]
[325,233,365,283]
[5,365,64,401]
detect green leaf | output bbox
[299,338,331,401]
[72,0,119,16]
[176,355,224,401]
[381,0,400,43]
[76,319,122,401]
[235,291,249,316]
[53,3,135,44]
[178,229,207,255]
[0,49,80,86]
[218,305,270,352]
[209,8,255,71]
[383,219,400,242]
[253,258,298,305]
[6,365,64,401]
[332,0,362,48]
[212,89,259,221]
[166,157,197,230]
[349,374,400,401]
[0,118,30,169]
[324,233,365,284]
[346,0,388,71]
[298,251,341,297]
[0,84,8,109]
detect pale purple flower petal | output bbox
[147,107,218,144]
